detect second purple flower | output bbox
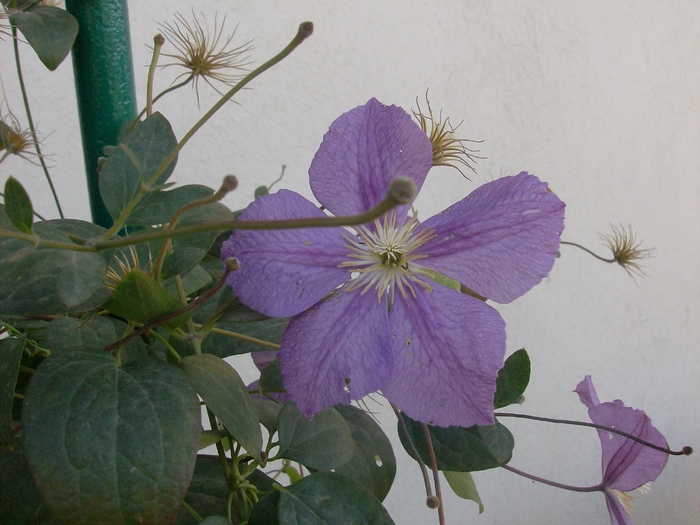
[222,98,565,427]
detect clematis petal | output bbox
[588,400,668,492]
[278,290,394,419]
[576,376,668,493]
[604,489,635,525]
[574,374,602,409]
[309,98,432,218]
[418,172,565,304]
[221,190,349,317]
[381,284,506,428]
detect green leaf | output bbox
[103,269,183,323]
[252,399,283,434]
[171,202,233,253]
[260,357,285,393]
[277,403,354,471]
[200,517,229,525]
[45,316,116,354]
[0,439,51,524]
[277,472,394,525]
[333,405,396,501]
[126,184,214,226]
[182,354,263,461]
[398,413,514,472]
[161,247,208,280]
[248,491,281,525]
[9,6,78,70]
[44,316,148,363]
[23,353,201,524]
[198,430,226,450]
[3,177,33,234]
[99,112,178,221]
[493,349,531,409]
[0,237,109,315]
[201,317,289,358]
[0,335,25,448]
[443,471,484,514]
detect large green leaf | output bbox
[0,335,25,448]
[3,176,33,234]
[181,354,263,461]
[398,413,514,472]
[276,472,394,525]
[10,6,78,70]
[333,405,396,502]
[277,403,354,471]
[0,238,109,315]
[45,316,116,354]
[22,353,201,524]
[45,316,147,363]
[99,112,178,221]
[493,349,530,409]
[126,184,214,226]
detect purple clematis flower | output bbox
[575,376,669,525]
[222,98,565,427]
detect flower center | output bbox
[339,212,436,301]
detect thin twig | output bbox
[11,26,63,218]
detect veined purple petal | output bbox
[589,401,668,492]
[604,489,635,525]
[278,290,393,419]
[574,374,601,409]
[221,190,349,317]
[417,172,565,304]
[309,98,432,218]
[381,284,506,427]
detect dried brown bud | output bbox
[225,257,240,272]
[426,495,440,509]
[298,21,314,40]
[221,174,239,192]
[388,177,416,204]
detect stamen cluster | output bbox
[340,212,435,301]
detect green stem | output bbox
[148,328,182,363]
[133,76,194,127]
[146,34,164,118]
[11,26,64,218]
[196,325,281,350]
[180,500,203,522]
[560,241,615,263]
[153,176,238,281]
[0,183,405,253]
[102,22,314,239]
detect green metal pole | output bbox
[65,0,137,228]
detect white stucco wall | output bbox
[1,1,698,524]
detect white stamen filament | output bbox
[339,211,436,302]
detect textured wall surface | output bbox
[1,1,698,523]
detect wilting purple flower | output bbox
[223,98,565,427]
[575,376,669,525]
